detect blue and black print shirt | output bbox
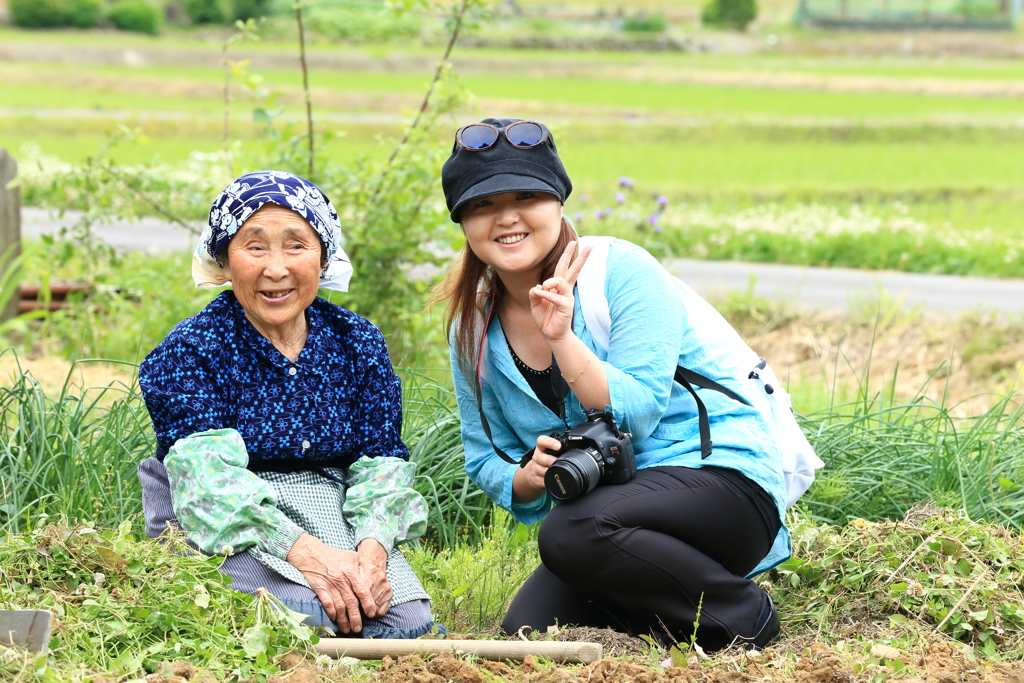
[139,291,409,470]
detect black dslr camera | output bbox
[544,411,636,502]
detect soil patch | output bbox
[727,304,1024,414]
[303,641,1024,683]
[0,352,135,396]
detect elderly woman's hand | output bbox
[287,533,381,633]
[357,539,393,617]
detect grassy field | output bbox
[5,23,1024,681]
[4,26,1023,289]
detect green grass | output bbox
[558,140,1024,192]
[7,60,1024,121]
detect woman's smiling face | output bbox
[223,203,323,336]
[460,191,563,277]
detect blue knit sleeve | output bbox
[347,321,410,461]
[140,323,234,459]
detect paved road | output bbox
[664,259,1024,316]
[20,207,1024,315]
[22,206,200,254]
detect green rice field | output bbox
[2,26,1023,262]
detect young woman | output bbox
[434,119,790,651]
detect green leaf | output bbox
[242,624,273,657]
[193,584,211,609]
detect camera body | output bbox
[544,411,636,502]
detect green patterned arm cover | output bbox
[344,456,428,552]
[164,428,305,560]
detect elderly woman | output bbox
[137,170,438,638]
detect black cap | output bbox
[441,118,573,223]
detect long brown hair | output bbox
[430,217,580,383]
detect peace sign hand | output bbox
[529,240,593,343]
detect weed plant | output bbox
[0,353,151,532]
[0,521,318,680]
[402,371,493,548]
[801,389,1024,528]
[775,505,1024,658]
[405,508,539,634]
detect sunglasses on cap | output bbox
[455,121,549,151]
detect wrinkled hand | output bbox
[357,539,393,617]
[287,533,380,633]
[512,435,562,503]
[529,241,592,343]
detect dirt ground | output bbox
[737,305,1024,415]
[132,637,1024,683]
[0,353,136,396]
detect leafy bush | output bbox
[701,0,757,30]
[232,0,270,21]
[184,0,226,24]
[9,0,68,28]
[622,10,668,32]
[66,0,104,27]
[305,4,423,42]
[109,0,162,33]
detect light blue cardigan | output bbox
[451,239,791,576]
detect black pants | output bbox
[502,466,777,651]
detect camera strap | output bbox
[477,351,569,470]
[673,366,748,460]
[477,285,573,469]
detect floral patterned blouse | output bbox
[140,291,407,469]
[138,292,428,596]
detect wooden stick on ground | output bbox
[314,638,602,664]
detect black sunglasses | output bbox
[455,121,549,151]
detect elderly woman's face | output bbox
[223,204,322,333]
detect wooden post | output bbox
[314,638,603,664]
[0,149,21,324]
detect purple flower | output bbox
[647,214,659,226]
[573,212,583,223]
[594,209,605,220]
[654,225,663,234]
[579,194,588,202]
[618,176,635,188]
[615,192,626,204]
[656,195,668,207]
[604,208,614,217]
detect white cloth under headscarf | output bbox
[192,170,353,292]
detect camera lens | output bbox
[545,448,602,501]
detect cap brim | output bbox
[450,174,561,222]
